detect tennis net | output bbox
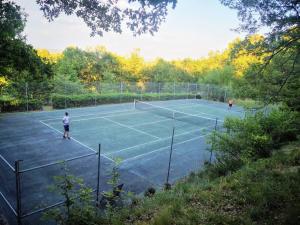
[134,100,218,128]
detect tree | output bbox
[36,0,177,36]
[220,0,300,108]
[0,1,53,102]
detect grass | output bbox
[112,141,300,225]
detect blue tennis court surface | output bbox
[0,99,244,223]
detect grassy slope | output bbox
[115,142,300,225]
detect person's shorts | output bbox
[64,125,69,132]
[229,104,233,107]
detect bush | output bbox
[209,108,299,174]
[51,93,195,109]
[0,96,43,112]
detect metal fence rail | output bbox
[0,146,102,225]
[1,82,232,112]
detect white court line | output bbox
[102,117,161,140]
[131,117,173,128]
[41,108,136,122]
[189,100,243,114]
[39,121,114,162]
[69,111,147,123]
[122,133,210,163]
[107,125,215,156]
[41,99,202,122]
[135,100,217,122]
[170,104,222,118]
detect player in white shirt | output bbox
[63,112,70,139]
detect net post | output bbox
[165,127,175,190]
[96,144,101,204]
[15,160,22,225]
[133,99,137,109]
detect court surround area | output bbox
[0,99,244,224]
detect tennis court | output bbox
[0,98,244,224]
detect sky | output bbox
[15,0,244,60]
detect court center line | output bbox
[39,121,114,162]
[107,125,215,156]
[122,133,210,163]
[102,117,161,140]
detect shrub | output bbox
[51,93,195,109]
[209,108,299,174]
[0,96,43,112]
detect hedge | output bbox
[0,96,43,112]
[52,93,195,109]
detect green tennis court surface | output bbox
[0,99,244,222]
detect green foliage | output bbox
[0,95,42,112]
[0,1,53,112]
[234,98,263,110]
[220,1,300,111]
[143,59,191,82]
[219,0,299,35]
[209,108,299,175]
[44,164,97,225]
[0,1,25,40]
[200,65,235,87]
[36,0,177,36]
[51,93,195,109]
[44,160,132,225]
[110,143,300,225]
[52,75,89,95]
[43,144,299,225]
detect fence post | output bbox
[96,144,101,204]
[120,82,123,103]
[187,83,190,99]
[15,160,22,225]
[25,82,28,112]
[158,83,161,100]
[165,127,175,189]
[64,83,67,109]
[173,82,175,99]
[210,118,218,164]
[207,84,210,100]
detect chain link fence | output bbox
[1,81,233,112]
